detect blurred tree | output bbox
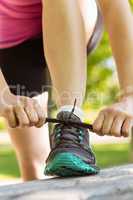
[86,32,119,110]
[130,0,133,9]
[85,0,133,110]
[85,0,133,162]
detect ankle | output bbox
[58,105,84,121]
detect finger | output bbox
[102,111,115,135]
[122,117,133,137]
[4,106,18,128]
[110,113,126,137]
[93,111,105,135]
[14,105,30,127]
[24,100,39,126]
[19,96,28,107]
[33,99,46,128]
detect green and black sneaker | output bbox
[44,111,99,177]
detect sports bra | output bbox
[0,0,42,48]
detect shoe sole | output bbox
[44,152,99,177]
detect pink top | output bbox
[0,0,42,49]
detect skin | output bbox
[0,0,97,181]
[1,0,133,181]
[42,0,97,106]
[43,0,133,138]
[93,0,133,137]
[0,70,46,129]
[8,122,50,181]
[9,92,50,181]
[0,70,50,180]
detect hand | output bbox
[0,92,46,128]
[92,95,133,137]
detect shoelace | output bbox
[54,123,91,153]
[45,99,94,132]
[45,118,93,132]
[46,100,93,153]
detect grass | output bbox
[93,143,131,168]
[0,143,131,180]
[0,145,20,179]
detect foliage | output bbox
[85,0,133,109]
[0,118,6,131]
[130,0,133,9]
[85,32,119,109]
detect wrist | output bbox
[0,87,14,106]
[119,86,133,101]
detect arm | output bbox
[98,0,133,95]
[93,1,133,137]
[0,69,11,97]
[0,69,45,128]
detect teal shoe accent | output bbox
[44,152,99,177]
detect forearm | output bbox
[98,0,133,93]
[0,70,46,128]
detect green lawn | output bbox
[0,145,20,179]
[0,143,132,179]
[93,143,131,168]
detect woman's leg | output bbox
[42,0,97,106]
[43,0,100,177]
[7,92,50,181]
[78,0,98,43]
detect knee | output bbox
[43,0,81,21]
[78,0,98,43]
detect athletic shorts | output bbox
[0,9,103,98]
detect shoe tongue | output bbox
[57,111,81,122]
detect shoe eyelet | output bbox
[78,135,83,143]
[55,133,61,139]
[78,130,83,136]
[56,138,60,144]
[56,128,61,133]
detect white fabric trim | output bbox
[58,105,84,120]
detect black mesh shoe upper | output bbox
[46,111,97,166]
